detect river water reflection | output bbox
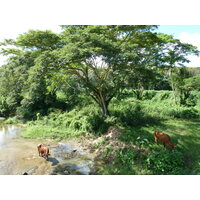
[0,124,95,175]
[0,124,22,146]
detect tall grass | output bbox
[23,90,200,139]
[22,104,110,139]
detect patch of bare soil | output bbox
[79,126,137,162]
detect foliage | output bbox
[0,96,9,116]
[141,91,200,120]
[184,74,200,91]
[15,29,61,51]
[55,25,163,117]
[97,147,138,175]
[111,100,161,127]
[4,116,22,124]
[111,102,143,126]
[0,26,199,119]
[114,147,137,166]
[86,114,110,135]
[146,150,185,174]
[142,90,157,100]
[22,104,111,139]
[0,117,6,122]
[0,26,200,175]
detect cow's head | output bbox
[37,144,42,149]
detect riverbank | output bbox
[1,102,200,175]
[1,117,200,175]
[0,124,97,175]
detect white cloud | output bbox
[177,32,200,67]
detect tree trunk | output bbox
[99,91,109,118]
[169,68,177,105]
[101,103,109,118]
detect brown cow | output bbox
[154,131,175,151]
[37,144,50,159]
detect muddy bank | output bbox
[0,124,96,175]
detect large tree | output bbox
[1,26,199,118]
[0,30,62,117]
[54,25,162,117]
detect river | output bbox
[0,124,95,175]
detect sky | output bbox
[157,25,200,67]
[0,25,200,67]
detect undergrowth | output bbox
[20,90,200,174]
[22,105,111,139]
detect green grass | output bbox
[22,104,110,139]
[21,90,200,174]
[97,119,200,175]
[98,90,200,174]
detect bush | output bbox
[112,103,144,126]
[86,114,110,135]
[140,91,200,120]
[142,90,157,100]
[0,96,9,117]
[100,147,138,175]
[186,93,198,107]
[22,104,112,139]
[4,116,22,124]
[114,147,137,166]
[151,91,173,102]
[146,150,185,175]
[111,102,160,127]
[0,117,6,122]
[172,107,199,119]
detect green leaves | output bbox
[16,29,61,51]
[146,150,185,174]
[184,74,200,91]
[157,33,199,67]
[0,25,199,118]
[56,25,163,117]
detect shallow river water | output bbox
[0,124,95,175]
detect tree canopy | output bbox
[0,25,199,118]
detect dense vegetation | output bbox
[0,25,200,174]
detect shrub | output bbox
[142,90,156,100]
[146,150,185,175]
[172,107,199,119]
[4,116,21,124]
[151,91,173,102]
[0,117,6,122]
[114,147,137,167]
[111,102,160,127]
[135,136,150,148]
[86,114,110,135]
[22,104,112,139]
[0,96,9,117]
[112,103,144,126]
[100,147,138,175]
[186,93,198,107]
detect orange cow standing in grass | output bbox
[154,131,175,151]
